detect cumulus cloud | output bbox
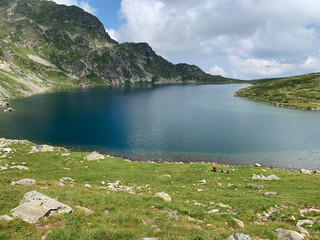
[105,28,120,42]
[114,0,320,79]
[209,65,227,76]
[51,0,97,15]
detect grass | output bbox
[236,73,320,110]
[0,141,319,239]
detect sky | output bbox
[51,0,320,80]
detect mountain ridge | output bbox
[0,0,240,100]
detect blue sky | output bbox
[52,0,320,80]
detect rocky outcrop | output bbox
[273,228,304,240]
[11,191,73,224]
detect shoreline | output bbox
[1,137,319,172]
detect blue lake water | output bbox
[0,84,320,169]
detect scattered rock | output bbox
[264,192,277,196]
[255,163,262,167]
[155,192,172,202]
[289,215,296,221]
[208,209,219,214]
[0,148,12,153]
[167,209,178,219]
[85,151,105,161]
[9,165,29,170]
[296,220,314,237]
[10,178,36,186]
[107,181,133,192]
[30,145,54,153]
[55,181,65,187]
[0,215,14,221]
[252,174,280,181]
[198,179,206,184]
[75,206,94,215]
[4,108,15,112]
[84,184,92,188]
[233,218,245,228]
[197,189,203,192]
[11,191,73,224]
[228,233,251,240]
[215,202,230,208]
[60,177,75,182]
[246,184,263,189]
[273,228,304,240]
[300,169,313,175]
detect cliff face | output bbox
[0,0,238,99]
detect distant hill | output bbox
[0,0,240,99]
[235,72,320,110]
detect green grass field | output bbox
[0,140,319,239]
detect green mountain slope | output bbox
[0,0,239,99]
[235,72,320,110]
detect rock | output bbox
[228,233,251,240]
[11,178,36,186]
[296,220,314,237]
[289,215,296,221]
[55,181,65,187]
[31,145,54,153]
[162,174,171,178]
[84,184,92,188]
[246,184,263,189]
[300,169,313,175]
[0,148,12,153]
[60,177,75,182]
[9,165,29,170]
[11,191,73,224]
[107,181,133,192]
[264,192,278,196]
[85,151,105,161]
[255,163,262,167]
[4,108,15,112]
[273,228,304,240]
[215,202,230,208]
[208,209,219,214]
[0,215,14,221]
[252,174,279,181]
[197,189,203,192]
[20,162,27,166]
[141,238,159,240]
[233,218,245,228]
[198,179,206,184]
[75,206,94,215]
[155,192,172,202]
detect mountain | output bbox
[0,0,240,99]
[235,72,320,110]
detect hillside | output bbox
[0,0,240,100]
[235,73,320,110]
[0,138,320,239]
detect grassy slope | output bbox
[0,141,319,240]
[236,73,320,110]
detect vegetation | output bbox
[236,73,320,110]
[0,141,319,239]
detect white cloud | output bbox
[115,0,320,79]
[105,28,120,42]
[209,65,227,76]
[51,0,97,15]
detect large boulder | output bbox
[273,228,304,240]
[228,233,251,240]
[31,145,54,153]
[85,151,105,161]
[11,191,73,224]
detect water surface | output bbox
[1,84,320,169]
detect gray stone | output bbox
[264,192,278,196]
[300,169,313,175]
[273,228,304,240]
[252,174,280,181]
[0,215,14,221]
[75,206,94,215]
[85,151,105,161]
[246,184,263,189]
[55,181,65,187]
[296,220,314,237]
[11,191,73,224]
[155,192,172,202]
[9,165,29,170]
[228,233,251,240]
[11,178,36,186]
[233,218,245,228]
[31,145,54,153]
[60,177,75,182]
[255,163,262,167]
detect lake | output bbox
[1,84,320,169]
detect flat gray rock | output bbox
[246,184,263,189]
[228,233,251,240]
[30,145,54,153]
[11,178,36,186]
[85,151,105,161]
[11,191,73,224]
[273,228,304,240]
